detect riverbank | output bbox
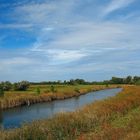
[0,85,140,140]
[0,85,118,109]
[1,88,121,129]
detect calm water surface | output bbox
[0,88,122,129]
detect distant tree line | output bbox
[30,76,140,85]
[91,76,140,85]
[30,79,91,85]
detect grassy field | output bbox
[0,84,118,109]
[0,85,139,140]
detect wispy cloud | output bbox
[0,23,33,29]
[102,0,136,17]
[14,0,76,26]
[46,49,88,64]
[0,57,35,71]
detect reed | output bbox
[0,85,117,109]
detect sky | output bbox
[0,0,140,82]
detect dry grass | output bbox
[0,85,117,109]
[0,85,139,140]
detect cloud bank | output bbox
[0,0,139,81]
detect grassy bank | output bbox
[0,85,117,109]
[0,85,140,140]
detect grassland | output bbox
[0,84,117,109]
[0,85,140,140]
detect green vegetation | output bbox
[35,87,41,95]
[13,81,30,91]
[0,88,4,97]
[0,85,140,140]
[0,75,139,109]
[0,76,139,92]
[50,85,56,93]
[0,81,30,91]
[74,87,80,93]
[0,76,139,140]
[0,81,12,91]
[0,76,139,139]
[0,84,114,109]
[94,76,140,85]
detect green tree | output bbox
[110,77,124,84]
[124,76,132,84]
[133,76,140,84]
[1,81,12,91]
[75,79,86,84]
[69,79,77,85]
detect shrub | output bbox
[135,80,140,85]
[0,81,12,91]
[50,85,57,93]
[0,87,4,97]
[13,81,30,91]
[4,81,12,91]
[36,87,41,95]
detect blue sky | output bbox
[0,0,140,82]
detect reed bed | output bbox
[0,85,140,140]
[0,85,117,109]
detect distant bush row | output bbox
[0,81,30,92]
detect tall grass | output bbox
[0,85,140,140]
[0,85,117,109]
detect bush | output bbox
[135,80,140,85]
[0,81,12,91]
[0,87,4,97]
[4,82,12,91]
[50,85,57,93]
[13,81,30,91]
[36,87,41,95]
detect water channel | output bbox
[0,88,122,129]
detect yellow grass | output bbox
[0,85,118,109]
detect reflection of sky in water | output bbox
[0,88,122,129]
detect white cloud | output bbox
[102,0,136,17]
[32,21,139,52]
[14,0,76,26]
[46,49,88,64]
[0,57,35,71]
[29,17,140,70]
